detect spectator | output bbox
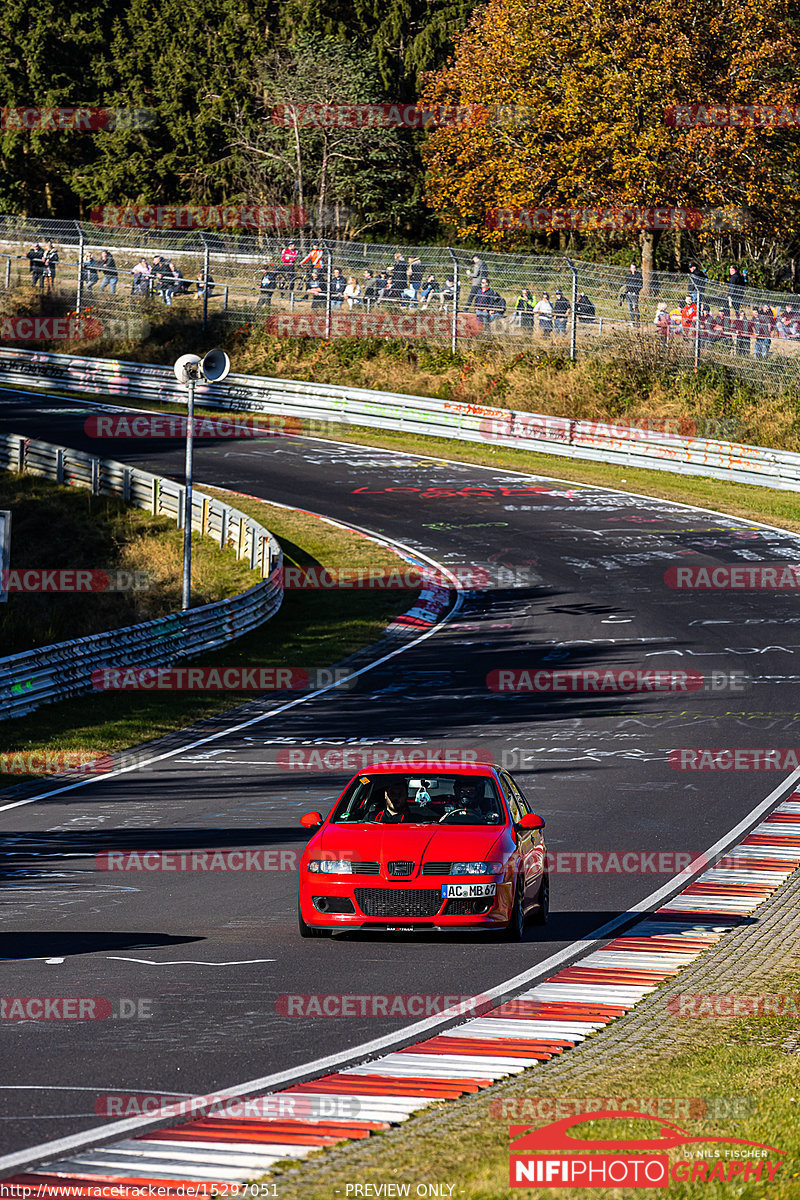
[330,267,347,308]
[552,289,570,334]
[731,307,750,356]
[728,264,746,315]
[680,294,698,334]
[533,291,553,333]
[131,258,151,296]
[99,250,118,294]
[473,277,506,328]
[753,305,772,359]
[465,254,489,310]
[362,270,379,307]
[26,241,45,289]
[280,241,298,291]
[403,255,423,307]
[82,254,99,294]
[576,293,596,325]
[653,301,671,342]
[196,268,215,300]
[256,263,278,309]
[300,243,324,271]
[307,268,327,310]
[375,270,390,302]
[619,262,643,327]
[777,305,800,338]
[687,261,708,301]
[436,277,457,312]
[710,307,731,348]
[389,252,407,301]
[419,274,439,308]
[157,259,175,305]
[344,276,362,310]
[513,288,536,330]
[42,241,58,295]
[170,261,189,297]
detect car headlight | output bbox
[451,861,504,875]
[307,859,353,874]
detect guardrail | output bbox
[1,347,798,492]
[0,432,283,719]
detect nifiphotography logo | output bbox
[509,1111,785,1188]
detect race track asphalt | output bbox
[1,390,798,1161]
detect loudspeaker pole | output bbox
[181,373,196,611]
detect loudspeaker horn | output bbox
[201,348,231,383]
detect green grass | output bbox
[0,471,256,658]
[0,488,418,781]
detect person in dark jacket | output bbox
[552,289,570,333]
[42,241,59,295]
[620,263,643,326]
[26,242,45,289]
[329,267,347,308]
[256,264,278,309]
[687,262,708,301]
[388,253,407,301]
[474,277,506,328]
[727,265,746,314]
[576,293,596,324]
[82,255,99,293]
[465,255,489,310]
[99,250,118,294]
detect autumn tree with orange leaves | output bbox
[420,0,800,278]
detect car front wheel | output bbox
[530,872,550,926]
[504,879,525,941]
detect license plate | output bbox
[441,882,497,899]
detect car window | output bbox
[329,773,504,824]
[499,772,524,823]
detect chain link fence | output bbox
[1,214,799,391]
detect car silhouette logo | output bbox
[510,1111,784,1156]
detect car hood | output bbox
[311,824,506,866]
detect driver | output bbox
[374,777,413,823]
[453,777,485,813]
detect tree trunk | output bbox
[640,229,660,297]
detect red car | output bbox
[297,763,548,938]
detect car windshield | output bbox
[330,773,505,825]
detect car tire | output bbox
[530,871,550,926]
[504,879,525,941]
[298,902,328,938]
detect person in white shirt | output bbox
[533,292,553,333]
[344,277,362,310]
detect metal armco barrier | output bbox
[0,347,799,491]
[0,432,283,719]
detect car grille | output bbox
[421,862,452,875]
[387,860,414,877]
[354,888,444,918]
[443,898,494,916]
[349,861,380,875]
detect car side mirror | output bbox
[300,811,323,829]
[518,813,545,831]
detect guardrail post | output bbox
[4,257,10,290]
[122,467,131,501]
[219,505,227,548]
[447,248,459,354]
[75,221,85,315]
[16,436,25,473]
[694,294,702,371]
[55,447,64,484]
[152,477,159,514]
[91,456,100,495]
[249,525,257,569]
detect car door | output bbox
[501,771,542,904]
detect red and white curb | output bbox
[4,794,800,1193]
